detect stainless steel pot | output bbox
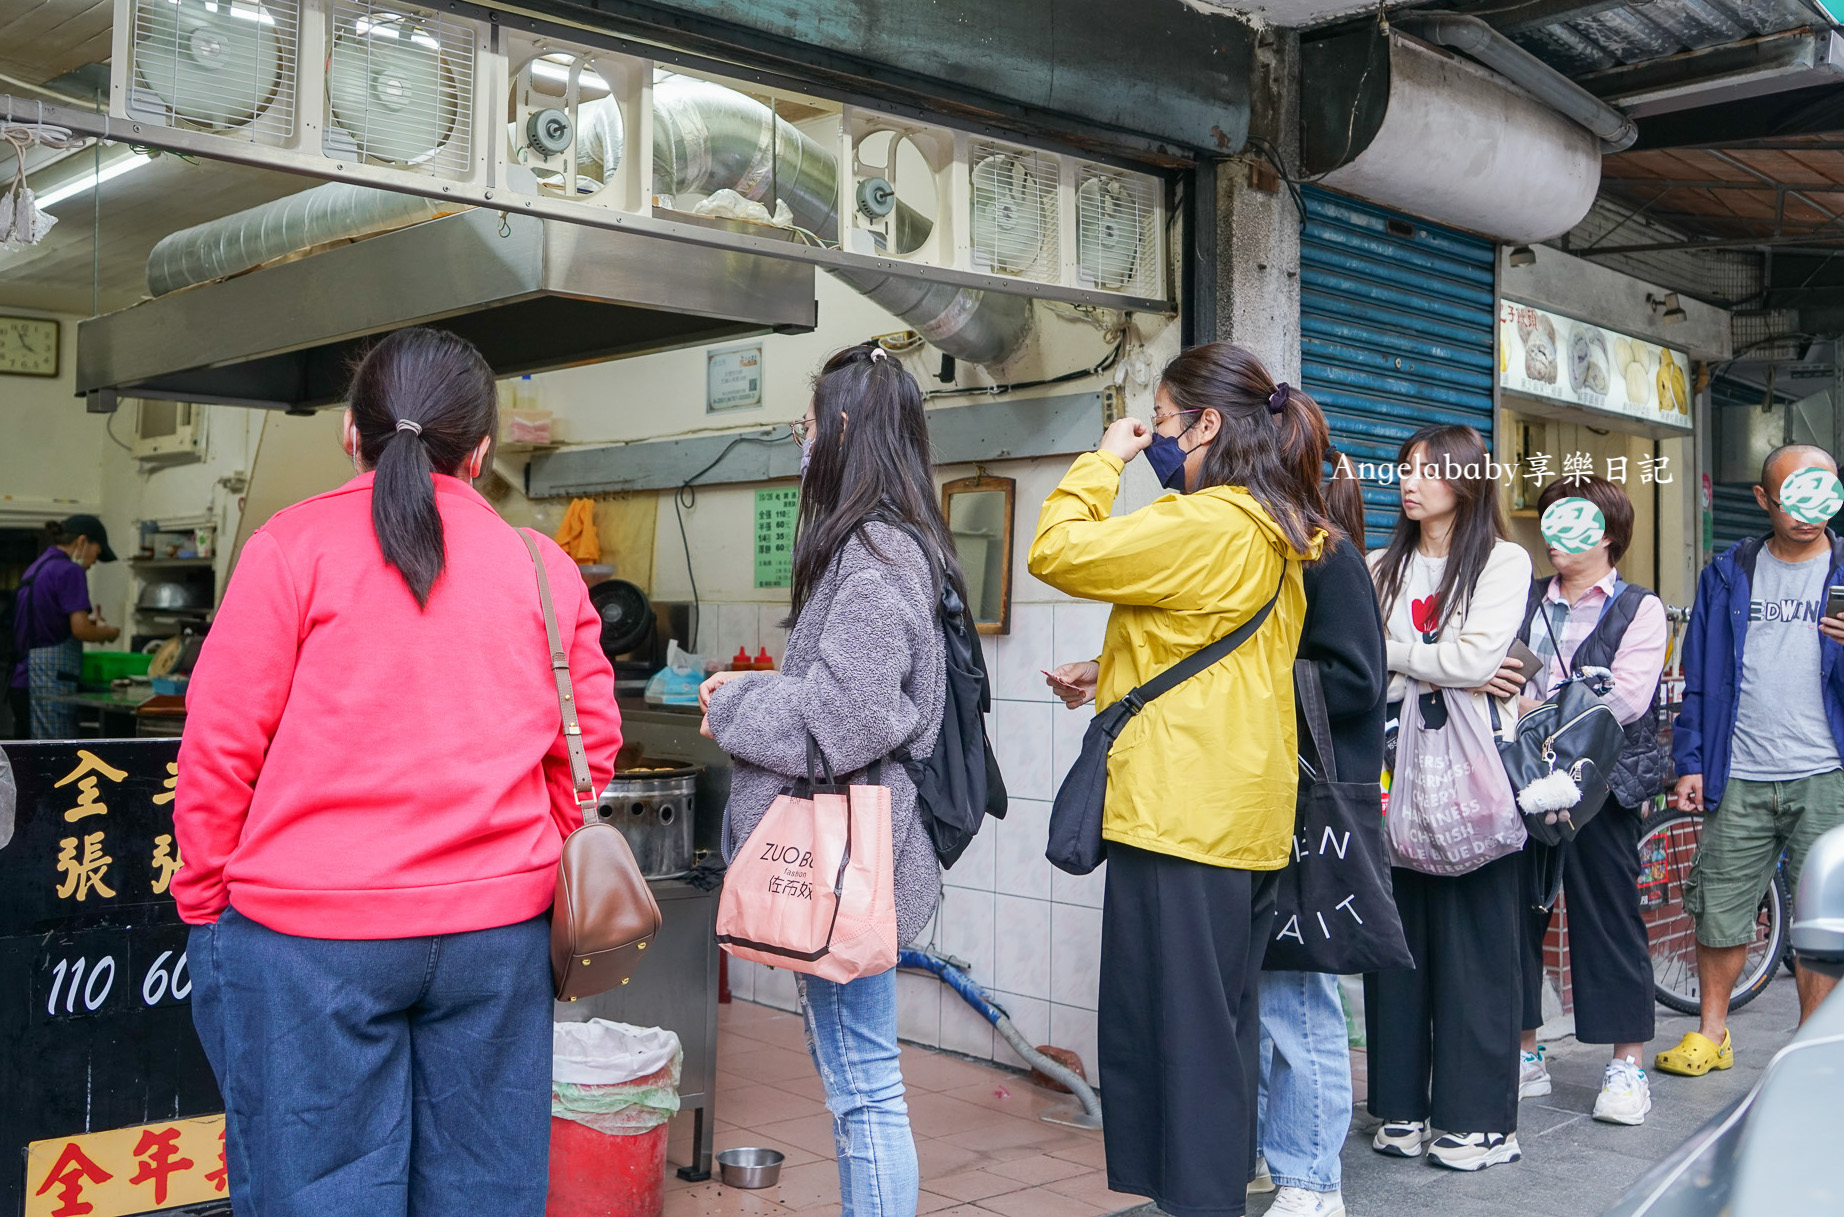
[138,581,209,610]
[599,765,699,877]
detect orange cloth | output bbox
[553,499,601,562]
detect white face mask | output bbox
[799,434,817,478]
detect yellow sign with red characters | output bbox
[25,1115,226,1217]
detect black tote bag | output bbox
[1263,661,1413,973]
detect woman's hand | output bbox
[1470,655,1525,700]
[1099,418,1155,465]
[1044,661,1100,709]
[1517,695,1544,717]
[699,714,714,740]
[698,669,750,712]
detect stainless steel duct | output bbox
[143,76,1033,365]
[1396,12,1638,153]
[146,183,454,298]
[646,76,1030,365]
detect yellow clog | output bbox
[1654,1030,1733,1077]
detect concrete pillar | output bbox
[1214,25,1301,382]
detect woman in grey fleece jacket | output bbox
[700,343,954,1216]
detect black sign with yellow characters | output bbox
[0,739,226,1217]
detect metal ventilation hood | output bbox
[74,207,817,411]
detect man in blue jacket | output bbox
[1660,444,1844,1077]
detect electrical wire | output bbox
[103,407,134,452]
[672,431,795,651]
[924,328,1129,401]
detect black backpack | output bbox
[889,523,1008,867]
[905,584,1008,867]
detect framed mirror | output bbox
[942,475,1015,634]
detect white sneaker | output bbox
[1248,1153,1275,1194]
[1518,1049,1552,1099]
[1593,1056,1652,1126]
[1371,1119,1430,1157]
[1427,1131,1522,1171]
[1268,1186,1346,1216]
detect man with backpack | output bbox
[1662,444,1844,1076]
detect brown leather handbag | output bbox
[521,531,662,1002]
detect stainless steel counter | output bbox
[554,876,721,1181]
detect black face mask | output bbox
[1145,425,1202,492]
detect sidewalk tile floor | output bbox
[664,998,1141,1217]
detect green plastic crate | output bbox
[81,650,153,688]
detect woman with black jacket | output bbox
[1252,450,1386,1217]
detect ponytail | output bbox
[1161,342,1335,556]
[1261,376,1345,550]
[346,327,499,607]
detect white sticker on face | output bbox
[1777,466,1844,525]
[1541,496,1607,554]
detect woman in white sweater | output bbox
[1365,424,1533,1172]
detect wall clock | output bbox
[0,315,60,377]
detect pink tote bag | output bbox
[716,739,898,983]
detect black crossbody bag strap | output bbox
[1110,565,1286,721]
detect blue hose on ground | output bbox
[897,947,1103,1128]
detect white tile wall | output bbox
[990,699,1054,802]
[992,893,1053,1000]
[1049,903,1104,1010]
[994,798,1053,901]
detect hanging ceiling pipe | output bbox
[1397,12,1639,153]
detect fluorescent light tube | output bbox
[35,153,154,208]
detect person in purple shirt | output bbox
[9,514,120,739]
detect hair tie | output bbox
[868,346,889,363]
[395,418,423,436]
[1267,383,1290,416]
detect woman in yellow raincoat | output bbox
[1030,341,1332,1217]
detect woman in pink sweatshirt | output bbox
[173,327,620,1217]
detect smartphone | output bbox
[1829,585,1844,621]
[1041,668,1079,690]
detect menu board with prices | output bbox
[0,739,226,1217]
[754,487,800,589]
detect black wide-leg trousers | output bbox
[1365,852,1522,1135]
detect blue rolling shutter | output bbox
[1709,485,1769,555]
[1299,188,1498,551]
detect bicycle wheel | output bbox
[1637,810,1788,1015]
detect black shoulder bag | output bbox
[1046,570,1284,876]
[1265,661,1413,973]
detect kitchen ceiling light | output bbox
[35,152,155,208]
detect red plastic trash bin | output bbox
[546,1118,667,1217]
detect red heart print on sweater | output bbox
[1411,594,1442,637]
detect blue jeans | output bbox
[798,968,919,1217]
[1257,970,1351,1193]
[189,907,553,1217]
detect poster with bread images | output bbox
[1497,300,1692,434]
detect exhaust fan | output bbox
[848,123,947,259]
[325,1,474,176]
[1076,164,1159,295]
[505,40,631,203]
[127,0,299,142]
[969,140,1059,281]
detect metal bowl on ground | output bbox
[715,1147,784,1189]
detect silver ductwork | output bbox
[1396,13,1638,153]
[1301,25,1601,244]
[143,75,1033,365]
[146,183,454,298]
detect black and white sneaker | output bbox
[1371,1120,1431,1157]
[1427,1131,1521,1171]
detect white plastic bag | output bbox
[552,1020,683,1135]
[1388,682,1525,876]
